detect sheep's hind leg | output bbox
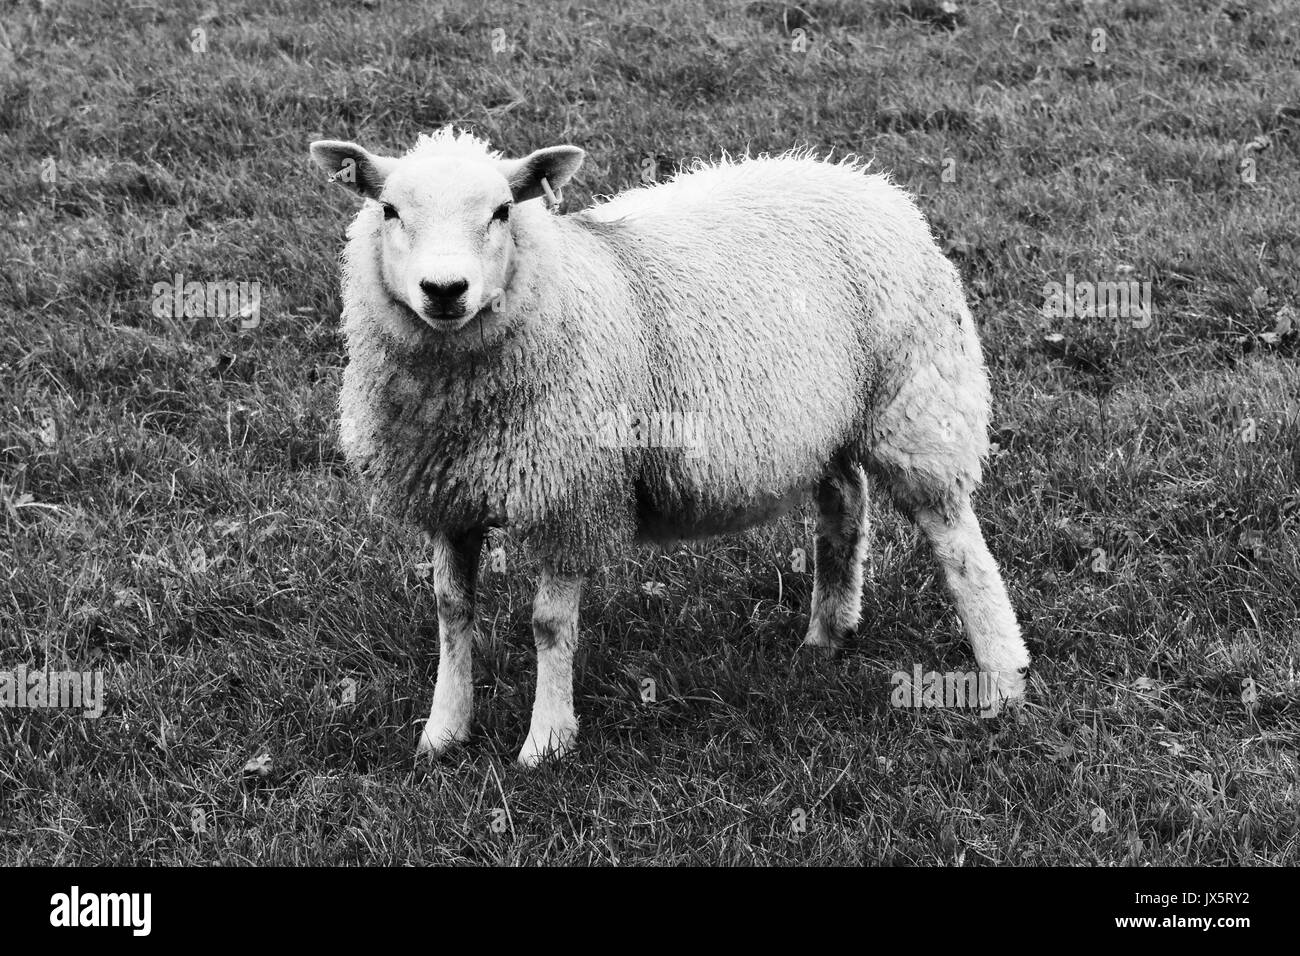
[518,564,584,767]
[417,529,483,757]
[915,499,1028,710]
[803,460,870,651]
[866,337,1029,711]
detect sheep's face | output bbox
[311,134,584,334]
[372,155,515,329]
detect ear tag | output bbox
[539,176,562,209]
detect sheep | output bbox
[309,126,1030,768]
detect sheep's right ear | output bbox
[309,140,396,200]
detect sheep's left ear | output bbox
[500,145,585,204]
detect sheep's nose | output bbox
[420,278,468,309]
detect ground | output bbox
[1,0,1298,864]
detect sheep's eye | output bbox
[491,202,511,224]
[382,203,399,221]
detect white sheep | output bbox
[310,126,1030,767]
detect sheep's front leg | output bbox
[518,565,584,767]
[417,529,483,757]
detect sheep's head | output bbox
[311,129,584,332]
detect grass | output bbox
[1,0,1298,865]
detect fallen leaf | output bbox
[38,416,58,446]
[243,752,273,779]
[1272,305,1294,335]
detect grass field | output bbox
[1,0,1298,865]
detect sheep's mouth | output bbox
[422,313,472,330]
[394,297,473,332]
[392,295,502,337]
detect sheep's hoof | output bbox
[979,669,1028,717]
[801,621,856,653]
[998,668,1027,701]
[517,724,578,768]
[416,722,470,759]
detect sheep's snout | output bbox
[419,278,470,318]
